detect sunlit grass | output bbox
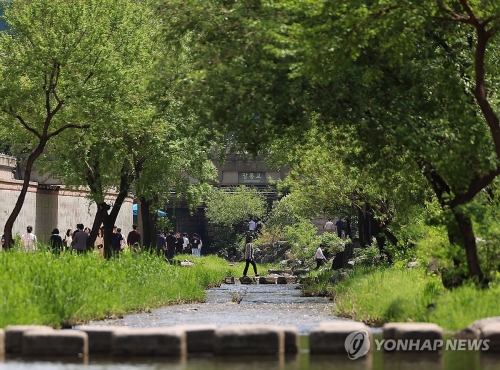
[305,266,500,331]
[0,248,239,328]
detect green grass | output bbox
[304,266,500,331]
[0,248,240,328]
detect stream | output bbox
[1,282,498,369]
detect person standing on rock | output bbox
[314,244,328,270]
[242,235,258,277]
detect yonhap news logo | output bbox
[345,330,371,360]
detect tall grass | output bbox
[0,249,237,328]
[311,267,500,331]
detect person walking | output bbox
[49,228,63,254]
[21,225,37,252]
[335,218,345,239]
[314,244,328,270]
[127,224,141,253]
[72,224,89,254]
[242,235,258,277]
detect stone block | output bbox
[177,324,216,353]
[382,322,443,352]
[240,276,257,284]
[259,276,277,284]
[282,326,300,354]
[78,326,127,354]
[224,276,235,284]
[285,276,297,284]
[480,322,500,352]
[5,325,53,354]
[112,327,186,356]
[277,276,287,284]
[213,325,284,356]
[310,321,371,354]
[22,329,88,357]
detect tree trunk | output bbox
[3,141,45,249]
[453,210,487,285]
[139,197,154,251]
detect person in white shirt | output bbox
[248,218,256,233]
[314,244,327,270]
[21,225,37,252]
[324,219,334,233]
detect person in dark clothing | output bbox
[111,226,124,256]
[242,235,258,277]
[72,224,89,254]
[165,230,177,261]
[174,232,183,255]
[127,224,141,253]
[157,230,166,258]
[335,219,344,238]
[191,233,202,257]
[49,228,63,254]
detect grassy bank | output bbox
[303,267,500,331]
[0,249,239,328]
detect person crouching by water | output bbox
[314,244,327,270]
[242,236,258,277]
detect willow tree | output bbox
[0,0,152,248]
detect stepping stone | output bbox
[22,329,88,357]
[176,324,217,353]
[383,322,443,352]
[310,321,371,355]
[112,327,186,356]
[259,276,277,284]
[480,322,500,352]
[240,276,257,284]
[213,324,284,355]
[78,326,128,354]
[277,276,287,284]
[5,325,53,354]
[224,276,235,284]
[282,326,300,354]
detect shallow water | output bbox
[1,283,499,369]
[83,282,338,334]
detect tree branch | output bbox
[48,123,90,138]
[2,108,41,139]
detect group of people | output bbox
[0,224,143,258]
[156,230,202,262]
[323,218,347,239]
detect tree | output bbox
[160,0,500,285]
[0,0,153,249]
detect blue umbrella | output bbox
[132,204,166,217]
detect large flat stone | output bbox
[213,325,284,355]
[176,324,216,353]
[112,327,186,356]
[282,326,300,354]
[78,326,128,354]
[480,322,500,352]
[259,276,277,284]
[310,321,371,354]
[382,322,443,352]
[22,329,88,357]
[5,325,53,354]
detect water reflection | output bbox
[0,351,499,370]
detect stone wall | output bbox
[0,155,132,242]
